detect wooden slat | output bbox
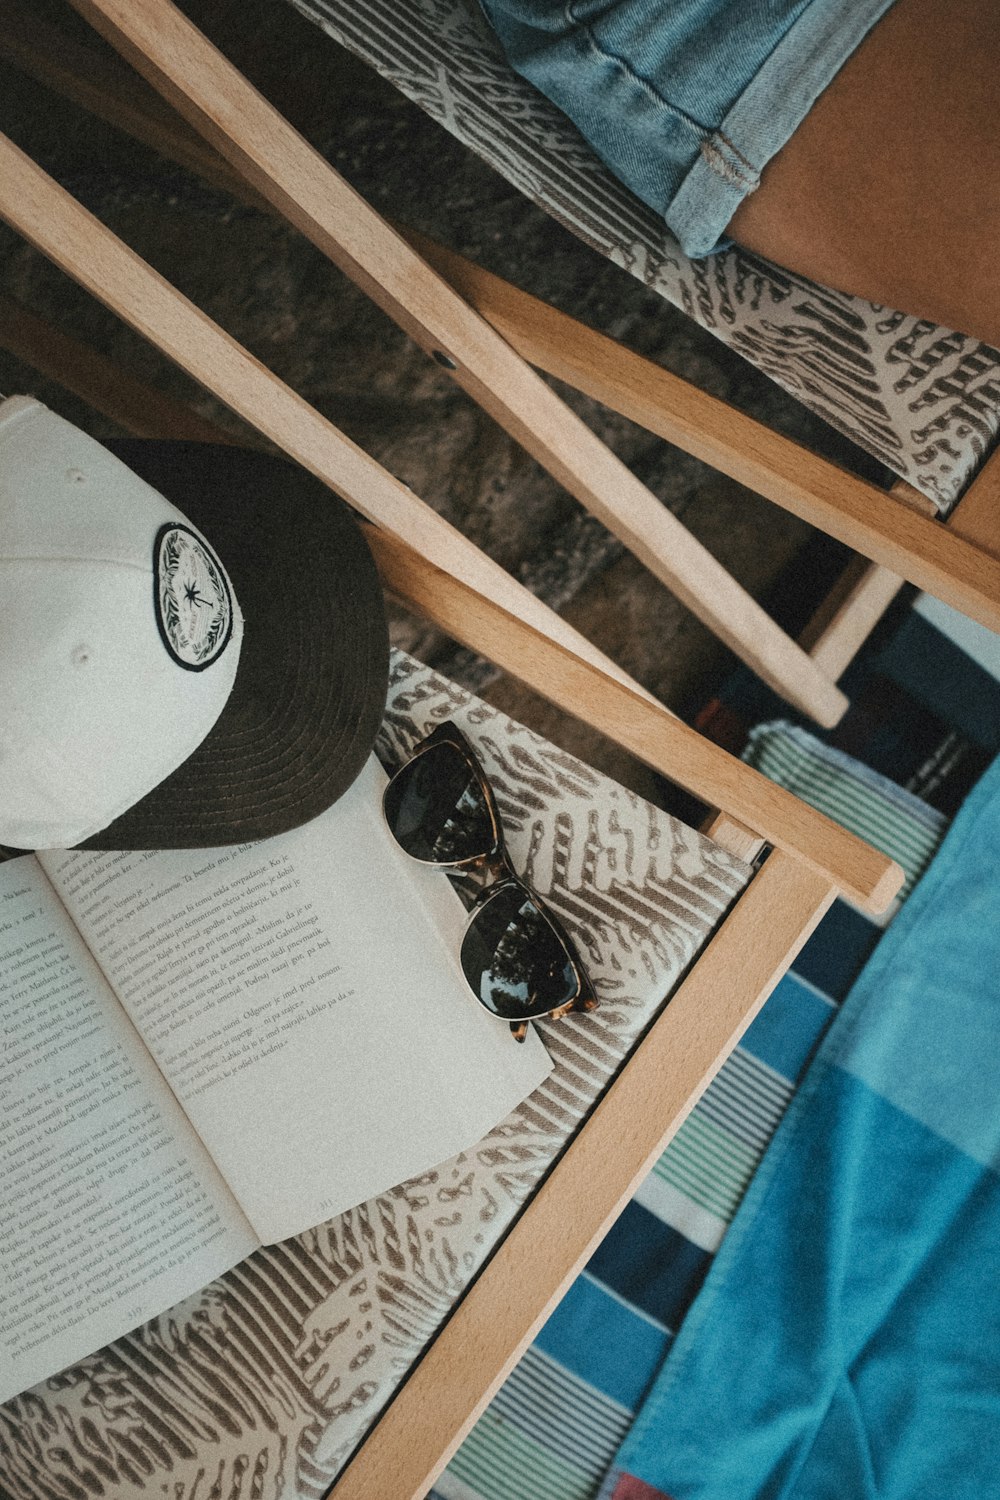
[329,849,836,1499]
[405,230,1000,634]
[799,556,905,680]
[0,291,233,442]
[65,0,848,728]
[366,523,902,913]
[947,446,1000,558]
[0,128,660,708]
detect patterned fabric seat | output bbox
[287,0,1000,513]
[0,649,754,1499]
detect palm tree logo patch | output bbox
[153,522,234,672]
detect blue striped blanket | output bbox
[607,744,1000,1500]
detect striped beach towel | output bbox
[742,721,948,900]
[430,591,1000,1500]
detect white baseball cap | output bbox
[0,397,389,850]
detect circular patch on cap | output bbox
[154,522,234,671]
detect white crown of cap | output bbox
[0,397,243,849]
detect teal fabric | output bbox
[611,753,1000,1499]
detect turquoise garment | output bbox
[611,752,1000,1499]
[478,0,898,254]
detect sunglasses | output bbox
[383,721,598,1042]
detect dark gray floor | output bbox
[0,0,870,803]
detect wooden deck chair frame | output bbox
[0,0,892,730]
[0,15,906,1494]
[4,0,1000,718]
[2,0,999,729]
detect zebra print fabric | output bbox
[286,0,1000,512]
[0,652,751,1499]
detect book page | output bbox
[0,860,259,1406]
[41,757,550,1244]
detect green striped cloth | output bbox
[743,721,948,900]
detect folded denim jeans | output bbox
[479,0,898,254]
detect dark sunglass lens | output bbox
[385,740,494,864]
[461,885,580,1021]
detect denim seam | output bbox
[564,0,759,193]
[698,134,759,191]
[668,0,899,254]
[565,0,711,136]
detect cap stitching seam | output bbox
[0,554,152,569]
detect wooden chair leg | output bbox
[32,0,847,727]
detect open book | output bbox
[0,756,550,1404]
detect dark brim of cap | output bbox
[79,441,389,850]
